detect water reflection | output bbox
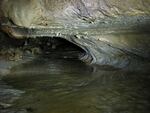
[3,57,150,113]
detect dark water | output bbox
[3,57,150,113]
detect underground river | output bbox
[0,53,150,113]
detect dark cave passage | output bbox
[0,31,86,60]
[25,37,86,59]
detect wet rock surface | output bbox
[0,1,150,112]
[1,57,150,113]
[0,74,25,113]
[0,0,150,67]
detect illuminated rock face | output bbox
[1,0,150,27]
[0,0,150,67]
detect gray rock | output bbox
[0,0,150,67]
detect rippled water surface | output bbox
[3,57,150,113]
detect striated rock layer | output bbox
[1,0,150,27]
[0,0,150,67]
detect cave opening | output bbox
[0,31,86,60]
[24,37,86,59]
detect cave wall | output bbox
[1,0,150,27]
[0,0,150,67]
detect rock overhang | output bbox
[0,0,150,68]
[0,0,150,28]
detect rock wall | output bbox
[1,0,150,27]
[0,0,150,68]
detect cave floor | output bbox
[0,55,150,113]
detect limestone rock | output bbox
[0,0,150,67]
